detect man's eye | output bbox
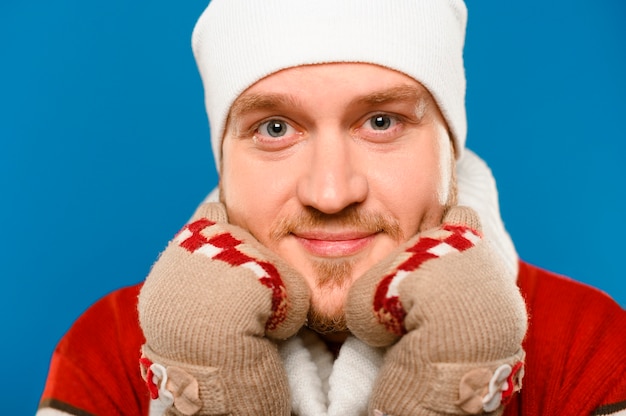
[369,115,395,130]
[258,119,293,138]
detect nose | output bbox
[296,131,368,214]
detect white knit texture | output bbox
[457,149,519,278]
[279,331,332,415]
[35,410,73,416]
[191,0,468,170]
[279,330,385,416]
[327,336,385,416]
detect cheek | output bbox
[221,143,262,231]
[367,136,450,235]
[221,143,295,241]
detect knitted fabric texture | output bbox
[346,206,528,415]
[138,203,309,415]
[279,330,386,416]
[191,0,468,169]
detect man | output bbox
[38,1,626,415]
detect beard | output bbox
[270,205,403,334]
[305,258,354,333]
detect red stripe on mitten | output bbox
[139,203,309,415]
[346,206,527,415]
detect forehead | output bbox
[228,63,433,118]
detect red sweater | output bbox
[38,261,626,415]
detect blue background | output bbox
[1,0,624,413]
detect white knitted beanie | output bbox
[192,0,468,170]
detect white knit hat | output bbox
[192,0,468,170]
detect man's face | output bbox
[221,63,454,334]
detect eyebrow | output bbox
[353,85,429,118]
[229,93,301,120]
[354,85,426,105]
[229,84,430,120]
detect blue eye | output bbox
[370,115,393,130]
[260,120,290,137]
[252,118,301,150]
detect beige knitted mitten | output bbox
[345,206,527,416]
[138,203,309,415]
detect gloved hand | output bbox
[138,203,310,415]
[345,206,527,416]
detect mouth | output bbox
[292,231,378,258]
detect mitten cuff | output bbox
[430,350,525,414]
[140,345,229,416]
[373,350,525,416]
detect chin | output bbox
[307,302,348,335]
[305,283,351,334]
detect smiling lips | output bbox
[292,231,377,257]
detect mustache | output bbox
[269,205,403,242]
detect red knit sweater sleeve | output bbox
[504,262,626,416]
[38,284,150,416]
